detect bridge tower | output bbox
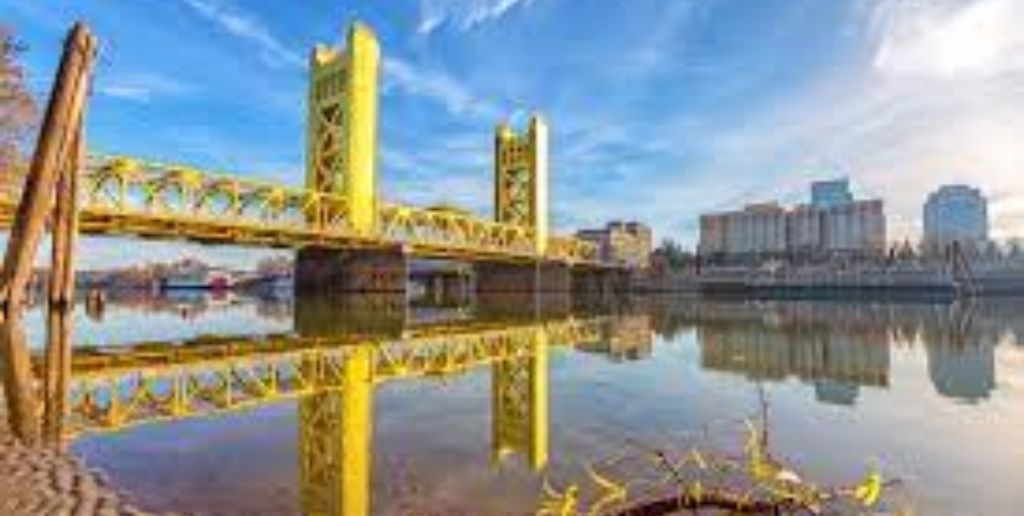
[299,346,374,516]
[307,22,380,236]
[298,23,407,295]
[494,115,549,254]
[491,326,549,470]
[476,115,569,293]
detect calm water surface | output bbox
[19,292,1024,515]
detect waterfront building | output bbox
[576,220,652,268]
[698,179,885,264]
[923,185,988,253]
[820,198,886,256]
[698,203,787,263]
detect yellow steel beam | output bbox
[0,154,599,264]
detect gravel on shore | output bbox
[0,434,161,516]
[0,392,167,516]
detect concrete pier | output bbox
[294,292,407,337]
[571,267,632,299]
[413,269,472,306]
[295,246,408,296]
[474,261,571,294]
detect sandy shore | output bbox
[0,399,163,516]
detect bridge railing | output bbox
[0,154,604,262]
[379,203,537,258]
[83,155,355,237]
[548,235,599,263]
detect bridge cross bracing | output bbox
[0,22,598,265]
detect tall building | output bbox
[698,179,885,264]
[576,221,652,268]
[698,203,788,261]
[820,199,886,255]
[923,185,988,251]
[811,178,854,208]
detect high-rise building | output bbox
[923,185,988,251]
[811,178,854,208]
[698,179,885,264]
[698,203,788,261]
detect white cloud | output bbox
[418,0,540,35]
[97,73,195,103]
[382,57,502,119]
[555,0,1024,247]
[175,0,500,120]
[178,0,302,68]
[871,0,1024,79]
[664,0,1024,244]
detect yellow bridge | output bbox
[0,22,600,267]
[0,152,595,264]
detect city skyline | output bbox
[3,0,1023,268]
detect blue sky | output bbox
[4,0,1024,268]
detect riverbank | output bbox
[636,264,1024,298]
[0,403,158,515]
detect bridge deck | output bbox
[0,155,598,264]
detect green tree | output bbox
[656,238,691,271]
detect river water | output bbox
[12,292,1024,515]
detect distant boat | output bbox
[161,268,235,290]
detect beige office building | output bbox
[577,221,652,268]
[698,180,886,263]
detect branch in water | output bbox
[614,490,809,516]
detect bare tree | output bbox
[0,25,37,194]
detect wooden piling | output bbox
[43,127,82,441]
[0,315,40,444]
[0,23,95,443]
[0,23,96,317]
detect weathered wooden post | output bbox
[43,127,83,441]
[0,23,96,443]
[0,314,39,443]
[0,22,95,316]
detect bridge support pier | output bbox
[294,293,407,338]
[296,246,408,296]
[571,267,633,301]
[474,261,570,295]
[420,272,471,306]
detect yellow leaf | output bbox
[854,470,883,507]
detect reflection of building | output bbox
[698,179,886,263]
[814,381,860,406]
[699,322,889,392]
[579,315,653,361]
[923,184,988,252]
[922,317,997,402]
[926,344,995,402]
[576,221,653,268]
[694,301,892,405]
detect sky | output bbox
[3,0,1024,268]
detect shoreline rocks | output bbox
[0,397,161,516]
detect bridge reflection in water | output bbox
[5,294,1016,514]
[50,294,650,516]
